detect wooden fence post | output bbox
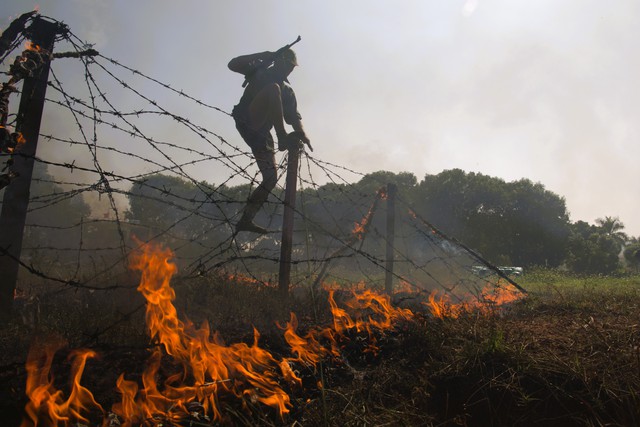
[0,17,61,321]
[384,183,397,294]
[278,145,300,297]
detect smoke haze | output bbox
[3,0,639,236]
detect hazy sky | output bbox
[3,1,639,236]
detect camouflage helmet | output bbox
[279,48,298,66]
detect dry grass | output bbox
[1,271,640,426]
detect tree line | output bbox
[17,165,640,276]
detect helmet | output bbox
[279,48,298,66]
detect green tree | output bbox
[623,242,640,272]
[414,169,470,240]
[355,170,417,198]
[595,216,628,247]
[413,169,570,267]
[505,179,570,267]
[566,220,621,275]
[126,174,235,261]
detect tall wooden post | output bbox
[0,17,60,320]
[384,183,397,294]
[278,145,300,296]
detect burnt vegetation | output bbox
[1,272,640,426]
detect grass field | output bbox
[1,270,639,426]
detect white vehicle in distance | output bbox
[471,266,523,277]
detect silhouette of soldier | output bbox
[229,46,311,234]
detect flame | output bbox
[324,288,414,357]
[15,132,26,147]
[351,216,368,239]
[427,291,449,318]
[21,341,103,427]
[328,287,413,334]
[478,280,523,307]
[122,243,416,422]
[351,187,386,240]
[426,281,524,319]
[112,241,296,424]
[25,41,43,52]
[281,285,414,364]
[227,272,274,288]
[281,312,328,367]
[1,128,26,154]
[21,240,521,425]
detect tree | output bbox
[126,174,236,262]
[566,220,621,275]
[623,243,640,272]
[413,169,570,267]
[595,216,628,247]
[355,170,417,198]
[504,179,570,267]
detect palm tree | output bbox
[596,216,629,247]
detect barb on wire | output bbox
[1,15,525,337]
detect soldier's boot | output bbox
[235,200,268,234]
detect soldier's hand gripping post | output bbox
[229,37,311,234]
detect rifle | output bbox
[242,36,302,88]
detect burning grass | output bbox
[1,252,639,426]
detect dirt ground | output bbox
[1,278,639,426]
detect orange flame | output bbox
[328,287,413,334]
[477,280,523,307]
[21,341,103,427]
[1,128,26,154]
[351,216,369,239]
[426,281,524,319]
[351,187,386,240]
[427,291,450,318]
[25,41,43,52]
[15,132,26,148]
[351,187,387,240]
[124,242,417,422]
[113,242,296,423]
[23,240,509,425]
[281,312,328,367]
[227,272,274,288]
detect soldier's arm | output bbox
[289,116,311,149]
[282,88,311,148]
[228,51,274,75]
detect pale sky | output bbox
[3,1,639,237]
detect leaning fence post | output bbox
[278,144,300,297]
[0,17,61,321]
[384,183,397,294]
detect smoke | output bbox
[3,0,640,236]
[462,0,479,17]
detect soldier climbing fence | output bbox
[0,13,525,322]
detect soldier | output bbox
[229,46,311,234]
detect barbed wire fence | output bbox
[0,14,524,326]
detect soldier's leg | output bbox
[237,147,277,233]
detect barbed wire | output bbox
[0,15,523,331]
